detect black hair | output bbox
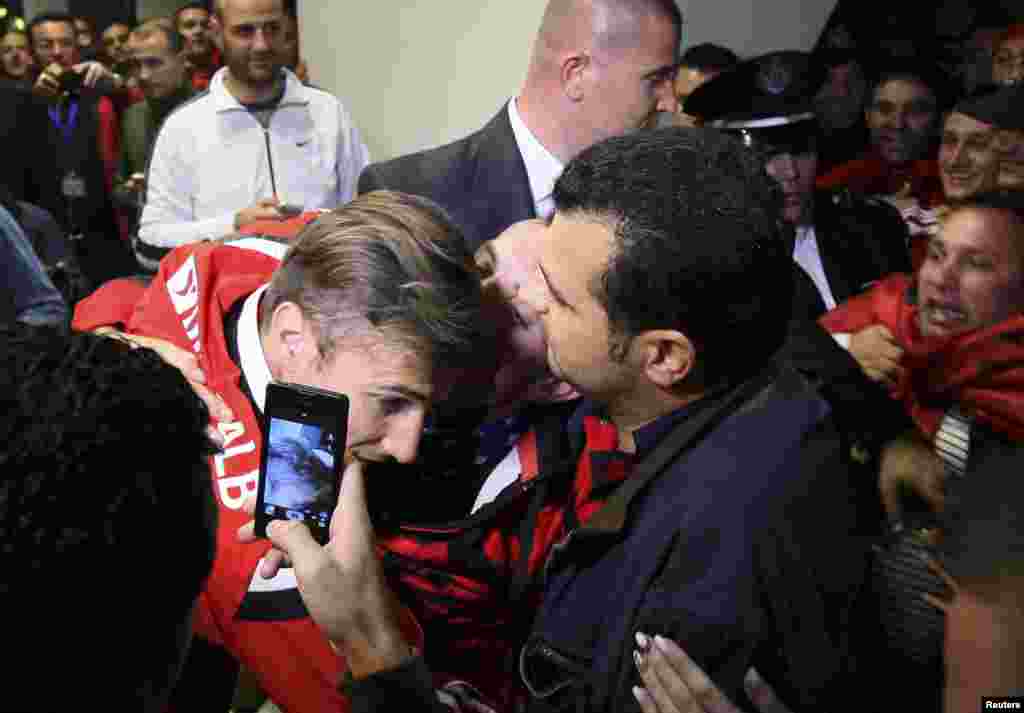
[27,11,77,43]
[175,1,210,25]
[101,19,134,35]
[955,188,1024,223]
[552,127,793,387]
[0,325,217,709]
[680,42,739,73]
[133,19,187,55]
[870,61,954,115]
[72,15,94,32]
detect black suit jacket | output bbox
[811,189,912,314]
[358,105,535,253]
[782,190,914,467]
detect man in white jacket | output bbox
[136,0,368,271]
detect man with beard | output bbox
[136,0,368,267]
[175,2,220,90]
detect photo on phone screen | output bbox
[255,384,348,544]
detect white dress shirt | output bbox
[507,98,565,220]
[792,225,838,311]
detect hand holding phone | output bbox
[255,383,349,545]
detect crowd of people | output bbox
[2,0,1024,712]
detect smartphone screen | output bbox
[255,383,348,544]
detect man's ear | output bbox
[269,301,316,370]
[561,51,589,102]
[637,330,696,389]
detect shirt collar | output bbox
[238,284,274,414]
[568,398,705,461]
[794,224,815,243]
[508,97,564,214]
[211,67,308,113]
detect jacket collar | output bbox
[210,67,309,113]
[576,366,783,537]
[466,106,537,244]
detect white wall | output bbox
[300,0,549,163]
[301,0,836,162]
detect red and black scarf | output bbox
[821,273,1024,440]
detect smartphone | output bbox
[255,382,349,545]
[277,203,303,217]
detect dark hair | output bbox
[72,15,94,33]
[552,128,793,386]
[955,188,1024,219]
[952,190,1024,263]
[680,42,739,73]
[0,325,216,708]
[263,190,495,373]
[101,19,134,35]
[871,62,953,114]
[132,18,186,54]
[27,11,77,43]
[175,1,210,25]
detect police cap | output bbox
[684,51,825,157]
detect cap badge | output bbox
[758,56,793,96]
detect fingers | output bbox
[259,547,290,579]
[633,685,661,713]
[266,518,322,573]
[743,668,794,713]
[332,457,372,543]
[237,518,257,543]
[34,72,60,97]
[78,62,102,87]
[921,467,948,515]
[192,381,235,424]
[879,475,904,525]
[635,633,741,713]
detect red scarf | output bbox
[821,274,1024,440]
[816,151,945,207]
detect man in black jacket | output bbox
[686,50,912,322]
[246,129,881,713]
